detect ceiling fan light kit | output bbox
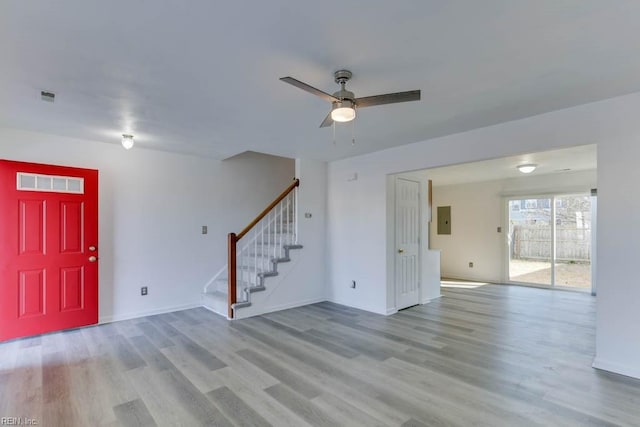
[331,99,356,122]
[280,69,420,128]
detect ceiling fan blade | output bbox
[319,111,334,128]
[280,77,339,102]
[355,90,421,108]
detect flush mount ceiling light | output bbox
[121,134,134,150]
[331,99,356,123]
[517,163,537,174]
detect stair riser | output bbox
[235,273,263,286]
[213,278,256,293]
[240,240,295,253]
[202,294,228,317]
[260,233,296,242]
[238,256,275,268]
[245,233,297,244]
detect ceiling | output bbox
[424,145,596,187]
[1,1,640,161]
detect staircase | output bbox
[202,179,302,319]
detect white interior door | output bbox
[395,178,421,310]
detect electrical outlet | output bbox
[202,225,208,234]
[497,226,502,233]
[351,280,356,289]
[141,286,148,296]
[468,262,474,268]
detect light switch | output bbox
[202,225,208,234]
[305,213,312,218]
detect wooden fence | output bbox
[511,225,591,261]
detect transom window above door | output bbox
[17,172,84,194]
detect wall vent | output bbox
[41,91,55,102]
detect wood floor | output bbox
[2,284,640,426]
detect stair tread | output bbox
[233,301,252,309]
[284,244,303,249]
[257,271,278,277]
[237,265,270,272]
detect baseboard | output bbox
[234,297,327,319]
[266,296,327,312]
[385,295,443,316]
[421,294,442,305]
[99,302,201,324]
[592,357,640,380]
[325,298,387,316]
[202,304,229,320]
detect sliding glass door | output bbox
[507,194,592,291]
[554,195,591,289]
[508,198,553,285]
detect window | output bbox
[17,172,84,194]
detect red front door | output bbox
[0,160,98,341]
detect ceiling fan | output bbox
[280,70,421,128]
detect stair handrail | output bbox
[228,178,299,318]
[237,179,300,240]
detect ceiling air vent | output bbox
[41,91,55,102]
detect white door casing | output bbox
[395,178,421,309]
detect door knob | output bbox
[88,256,97,262]
[89,246,96,251]
[398,249,404,253]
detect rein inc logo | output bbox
[1,418,38,425]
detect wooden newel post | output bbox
[228,232,237,319]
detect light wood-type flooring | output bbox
[1,284,640,426]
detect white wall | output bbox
[236,158,328,318]
[0,127,294,322]
[430,170,597,282]
[327,91,640,379]
[594,136,640,379]
[327,165,387,313]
